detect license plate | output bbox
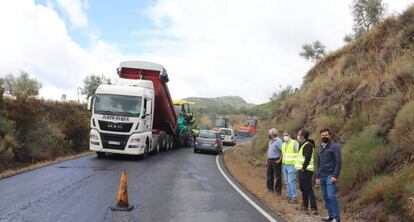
[108,141,121,145]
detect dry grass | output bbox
[0,151,93,179]
[223,142,362,222]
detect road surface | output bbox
[0,137,283,222]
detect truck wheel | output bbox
[96,152,105,159]
[141,142,149,159]
[154,143,160,154]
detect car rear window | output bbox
[199,131,217,139]
[219,129,232,135]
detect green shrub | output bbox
[360,175,402,212]
[315,114,344,135]
[61,110,89,152]
[341,125,393,191]
[0,134,17,159]
[284,109,306,134]
[390,100,414,155]
[26,118,69,161]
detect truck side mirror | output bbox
[87,96,93,111]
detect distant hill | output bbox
[183,96,254,115]
[178,96,255,129]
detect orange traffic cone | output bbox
[110,170,134,211]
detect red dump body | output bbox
[118,65,178,135]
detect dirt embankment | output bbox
[223,142,362,222]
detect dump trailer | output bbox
[88,61,180,158]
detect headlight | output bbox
[130,137,141,144]
[90,133,99,141]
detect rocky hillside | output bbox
[253,5,414,221]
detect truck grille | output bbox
[100,133,130,150]
[98,120,133,133]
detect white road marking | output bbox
[216,155,279,222]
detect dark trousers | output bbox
[299,170,317,209]
[266,158,282,193]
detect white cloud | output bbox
[0,0,131,102]
[55,0,88,28]
[141,0,413,103]
[0,0,412,104]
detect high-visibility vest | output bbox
[282,139,297,165]
[294,142,315,171]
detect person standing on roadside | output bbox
[266,128,283,194]
[316,128,341,222]
[281,130,299,203]
[295,129,318,215]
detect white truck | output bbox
[88,61,179,158]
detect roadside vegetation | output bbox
[183,96,256,129]
[0,72,90,173]
[229,2,414,221]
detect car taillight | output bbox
[215,140,220,145]
[152,129,160,135]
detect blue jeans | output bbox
[320,175,340,221]
[282,164,297,199]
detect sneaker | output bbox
[321,217,334,222]
[311,208,318,215]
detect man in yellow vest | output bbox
[295,129,318,215]
[281,130,299,203]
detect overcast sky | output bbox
[0,0,412,104]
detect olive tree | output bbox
[299,41,327,62]
[81,74,110,99]
[3,71,42,99]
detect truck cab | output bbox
[89,79,155,157]
[88,61,177,158]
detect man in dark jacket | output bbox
[316,128,341,222]
[296,129,317,215]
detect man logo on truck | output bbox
[107,123,123,130]
[102,115,130,122]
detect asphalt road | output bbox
[0,137,282,222]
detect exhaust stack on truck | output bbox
[88,61,180,158]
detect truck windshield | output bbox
[215,119,227,127]
[94,94,142,117]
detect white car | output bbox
[219,128,236,146]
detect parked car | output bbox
[219,128,236,146]
[194,130,223,154]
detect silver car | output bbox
[194,130,223,154]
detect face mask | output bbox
[321,137,330,144]
[283,136,290,142]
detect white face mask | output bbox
[283,136,290,142]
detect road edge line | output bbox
[216,155,279,222]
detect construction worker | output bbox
[316,128,341,222]
[265,128,283,194]
[295,129,318,215]
[281,130,299,203]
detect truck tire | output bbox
[96,152,105,159]
[154,142,160,154]
[140,141,149,159]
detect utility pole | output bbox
[77,87,82,103]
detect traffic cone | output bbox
[110,170,134,211]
